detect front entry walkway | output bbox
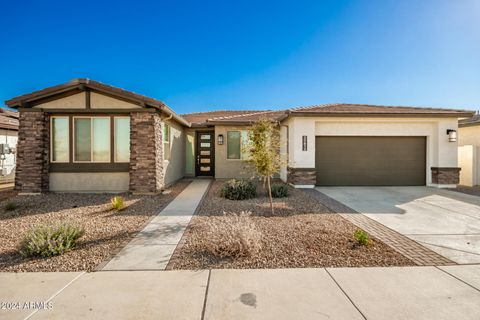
[102,179,211,271]
[316,187,480,265]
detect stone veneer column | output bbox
[129,112,164,193]
[287,167,316,187]
[431,167,461,185]
[15,111,49,193]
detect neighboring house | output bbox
[4,79,474,193]
[0,109,19,184]
[458,114,480,186]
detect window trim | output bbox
[163,123,171,160]
[113,116,130,163]
[50,116,70,163]
[226,130,250,160]
[72,116,111,163]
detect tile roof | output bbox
[459,114,480,127]
[181,110,287,126]
[288,103,474,115]
[0,108,19,130]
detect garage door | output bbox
[315,136,426,186]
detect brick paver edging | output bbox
[305,189,455,266]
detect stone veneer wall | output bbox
[15,111,49,193]
[129,112,164,193]
[431,167,461,185]
[287,167,316,185]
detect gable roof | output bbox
[182,109,287,126]
[0,108,18,130]
[287,103,474,117]
[5,79,475,128]
[459,114,480,127]
[5,78,189,126]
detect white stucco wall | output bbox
[49,172,129,192]
[459,126,480,146]
[458,145,480,186]
[163,119,186,186]
[286,116,459,186]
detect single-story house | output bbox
[4,79,474,193]
[458,114,480,186]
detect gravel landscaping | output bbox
[0,180,190,272]
[169,180,414,269]
[450,185,480,197]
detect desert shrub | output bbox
[220,179,257,200]
[110,196,125,211]
[20,222,85,258]
[193,211,261,258]
[353,229,371,246]
[4,201,17,211]
[271,183,288,198]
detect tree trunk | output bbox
[267,176,274,215]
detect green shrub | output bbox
[271,183,288,198]
[5,201,17,211]
[20,222,85,258]
[110,196,125,211]
[353,229,371,246]
[220,179,257,200]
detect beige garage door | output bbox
[315,136,426,186]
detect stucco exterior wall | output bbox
[286,117,459,186]
[34,93,86,109]
[458,145,480,187]
[49,172,129,192]
[214,125,253,179]
[90,92,141,109]
[163,119,185,186]
[459,126,480,146]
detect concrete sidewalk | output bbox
[102,179,211,271]
[1,265,480,320]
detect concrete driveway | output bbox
[316,187,480,264]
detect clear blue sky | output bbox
[0,0,479,113]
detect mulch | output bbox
[168,181,415,269]
[0,180,190,272]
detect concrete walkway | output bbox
[2,265,480,320]
[317,186,480,264]
[102,179,211,270]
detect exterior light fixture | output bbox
[302,135,308,151]
[446,129,457,142]
[218,134,224,145]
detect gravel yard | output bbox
[169,180,414,269]
[0,180,190,272]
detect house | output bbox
[458,114,480,186]
[4,79,474,193]
[0,109,19,184]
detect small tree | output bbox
[246,118,283,214]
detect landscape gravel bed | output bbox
[0,180,190,272]
[169,180,414,269]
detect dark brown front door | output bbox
[315,136,426,186]
[195,131,215,177]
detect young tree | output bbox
[246,117,283,215]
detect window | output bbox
[51,117,69,162]
[114,117,130,162]
[163,123,171,160]
[227,130,250,160]
[73,117,110,162]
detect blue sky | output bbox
[0,0,479,113]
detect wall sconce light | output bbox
[446,129,457,142]
[218,134,224,145]
[302,135,307,151]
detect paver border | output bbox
[307,189,456,266]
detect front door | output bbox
[195,131,215,177]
